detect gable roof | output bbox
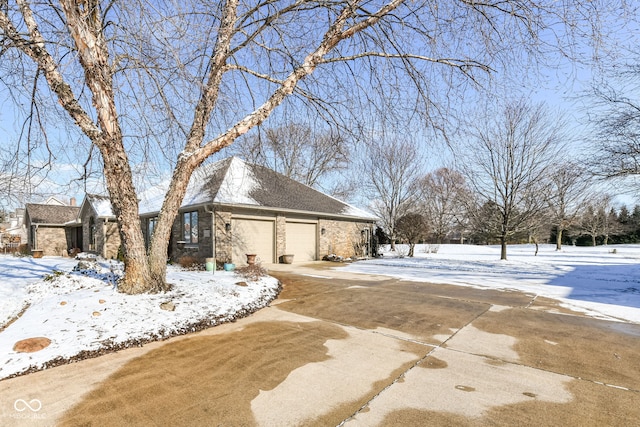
[82,194,115,218]
[140,157,375,220]
[25,203,80,225]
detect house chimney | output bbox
[70,197,77,206]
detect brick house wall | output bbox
[159,205,375,265]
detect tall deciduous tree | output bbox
[232,122,350,191]
[460,100,564,260]
[0,1,610,293]
[419,167,472,244]
[590,64,640,179]
[361,137,424,250]
[545,163,592,251]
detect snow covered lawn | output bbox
[343,243,640,324]
[0,255,280,380]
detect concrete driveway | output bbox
[1,262,639,426]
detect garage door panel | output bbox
[286,222,317,262]
[232,219,274,264]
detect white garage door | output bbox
[285,222,317,262]
[232,218,275,265]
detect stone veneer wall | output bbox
[35,227,69,256]
[275,215,286,262]
[319,219,373,259]
[102,221,121,259]
[80,208,92,253]
[214,209,232,265]
[79,203,122,259]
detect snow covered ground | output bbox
[2,244,639,382]
[0,256,280,380]
[343,243,640,324]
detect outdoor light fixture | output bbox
[321,227,326,235]
[225,223,231,232]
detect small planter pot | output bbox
[223,263,235,271]
[280,254,294,264]
[32,249,43,259]
[246,254,257,265]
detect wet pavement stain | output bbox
[422,356,448,369]
[274,272,491,344]
[470,308,640,390]
[59,321,348,427]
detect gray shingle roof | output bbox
[184,157,375,219]
[26,204,80,225]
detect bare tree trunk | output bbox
[592,235,597,246]
[556,228,563,251]
[102,150,158,294]
[408,243,415,257]
[500,233,508,260]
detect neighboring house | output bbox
[0,208,27,248]
[24,201,81,256]
[23,157,377,264]
[78,194,121,259]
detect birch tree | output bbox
[0,1,611,293]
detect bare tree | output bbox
[460,100,564,260]
[580,204,605,246]
[590,64,640,180]
[0,1,611,293]
[395,212,429,257]
[233,122,349,190]
[361,137,424,251]
[544,162,593,251]
[419,167,472,244]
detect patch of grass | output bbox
[43,270,65,281]
[178,256,204,270]
[235,264,268,281]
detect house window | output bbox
[89,217,96,251]
[146,217,157,248]
[183,211,198,244]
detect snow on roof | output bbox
[212,157,260,205]
[87,194,114,217]
[138,181,171,215]
[340,203,377,219]
[129,157,375,220]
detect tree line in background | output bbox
[391,193,640,255]
[361,99,640,260]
